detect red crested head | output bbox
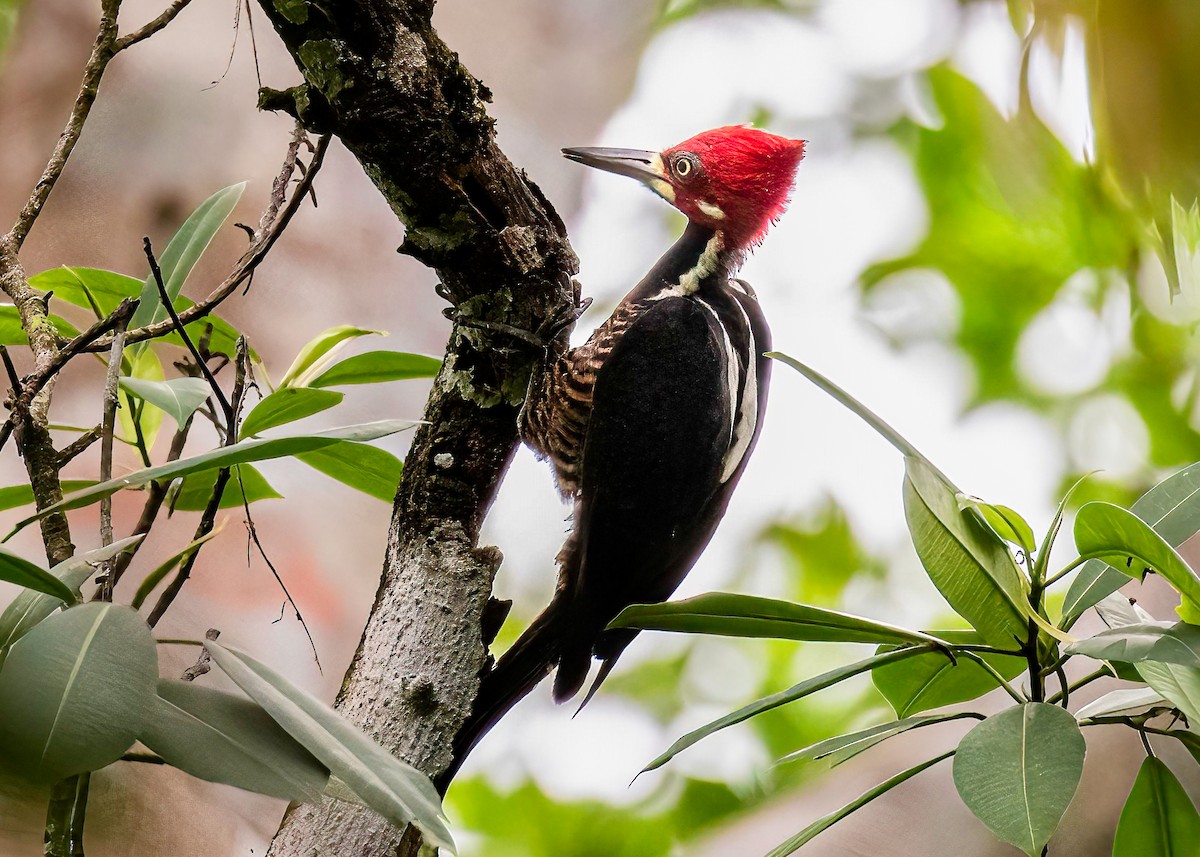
[564,126,806,251]
[661,126,806,248]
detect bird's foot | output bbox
[443,297,592,351]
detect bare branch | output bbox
[114,0,197,52]
[97,316,130,600]
[84,130,330,353]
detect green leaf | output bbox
[764,751,955,857]
[609,592,950,649]
[1113,757,1200,857]
[130,528,224,610]
[0,304,79,345]
[641,645,940,775]
[279,325,386,388]
[29,267,140,316]
[1136,661,1200,725]
[904,457,1028,648]
[1066,622,1200,668]
[1074,501,1200,622]
[119,376,210,429]
[118,346,164,452]
[131,183,246,333]
[959,497,1037,556]
[173,464,281,512]
[778,712,981,768]
[5,420,418,538]
[205,642,454,852]
[296,442,403,502]
[240,387,344,437]
[0,547,76,604]
[1074,688,1169,721]
[952,703,1086,856]
[873,629,1026,717]
[1063,463,1200,624]
[0,603,158,782]
[862,67,1131,402]
[0,537,144,663]
[0,480,94,512]
[310,350,442,387]
[141,679,329,802]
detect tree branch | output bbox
[255,1,579,854]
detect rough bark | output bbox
[255,1,578,854]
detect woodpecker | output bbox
[447,126,805,780]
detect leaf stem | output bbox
[957,650,1026,704]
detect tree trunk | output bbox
[255,1,578,854]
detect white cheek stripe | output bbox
[697,200,725,220]
[720,298,759,483]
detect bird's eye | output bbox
[673,155,696,179]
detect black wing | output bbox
[553,295,738,702]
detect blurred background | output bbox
[2,0,1200,854]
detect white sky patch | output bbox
[1028,19,1095,162]
[1068,394,1150,479]
[817,0,958,78]
[952,1,1022,116]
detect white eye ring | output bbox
[674,157,693,178]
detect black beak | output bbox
[561,147,667,185]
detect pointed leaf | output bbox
[0,603,158,782]
[873,630,1025,717]
[205,643,453,852]
[296,442,403,502]
[279,326,386,388]
[1074,501,1200,622]
[960,497,1037,555]
[141,680,329,802]
[764,752,955,857]
[779,712,981,768]
[0,304,78,345]
[131,183,246,332]
[118,347,164,451]
[310,351,442,387]
[0,547,76,604]
[952,703,1086,856]
[173,464,281,512]
[29,267,247,358]
[0,537,144,662]
[610,592,950,648]
[240,387,344,437]
[1136,661,1200,724]
[1063,463,1200,624]
[904,457,1028,648]
[642,644,939,774]
[130,527,224,610]
[0,481,94,512]
[1113,757,1200,857]
[119,377,210,429]
[5,420,418,537]
[1074,688,1169,721]
[1066,622,1200,668]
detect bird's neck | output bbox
[645,221,744,299]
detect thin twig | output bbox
[146,342,248,627]
[119,752,166,765]
[97,316,128,600]
[114,0,197,51]
[181,628,220,681]
[143,237,231,419]
[239,466,322,671]
[0,298,139,452]
[0,345,19,393]
[85,131,330,353]
[957,650,1027,704]
[56,425,103,467]
[1046,665,1113,706]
